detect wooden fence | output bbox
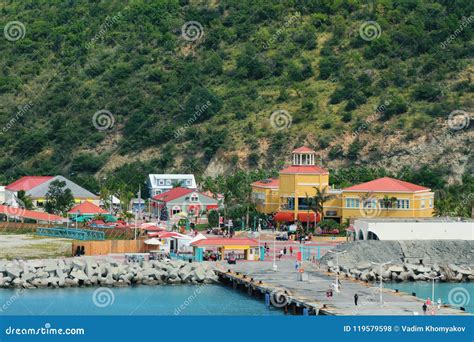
[72,240,146,256]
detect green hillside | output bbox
[0,0,472,212]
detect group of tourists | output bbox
[422,297,442,315]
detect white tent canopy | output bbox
[144,238,163,245]
[185,233,207,246]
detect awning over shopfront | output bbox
[274,212,295,222]
[297,212,320,223]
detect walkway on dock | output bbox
[221,259,468,316]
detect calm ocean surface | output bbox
[385,282,473,313]
[0,285,283,316]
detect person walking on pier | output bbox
[422,302,427,315]
[354,293,358,306]
[283,246,287,255]
[289,246,293,256]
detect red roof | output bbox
[343,177,430,192]
[6,176,53,191]
[148,231,182,238]
[292,146,316,154]
[191,238,259,247]
[68,201,107,215]
[0,204,64,222]
[152,187,194,202]
[251,178,279,188]
[279,165,328,174]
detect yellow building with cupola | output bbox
[251,147,435,227]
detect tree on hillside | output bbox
[44,180,75,215]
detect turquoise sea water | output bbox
[385,282,473,313]
[0,285,283,316]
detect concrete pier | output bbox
[216,259,469,316]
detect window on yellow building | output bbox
[345,198,360,208]
[421,199,425,208]
[396,199,410,209]
[429,198,433,208]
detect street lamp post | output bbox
[427,275,442,303]
[273,234,277,272]
[328,250,346,292]
[371,261,392,306]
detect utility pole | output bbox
[371,261,392,306]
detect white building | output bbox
[147,174,197,197]
[352,218,474,241]
[0,186,18,206]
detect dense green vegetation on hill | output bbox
[0,0,472,214]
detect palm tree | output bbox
[381,195,397,215]
[310,186,335,223]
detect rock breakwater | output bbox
[321,240,474,282]
[0,258,218,289]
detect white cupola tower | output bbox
[292,146,316,166]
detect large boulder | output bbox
[388,265,404,273]
[6,266,21,279]
[70,270,88,281]
[193,268,206,282]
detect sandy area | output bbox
[0,233,72,260]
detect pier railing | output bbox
[36,227,105,241]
